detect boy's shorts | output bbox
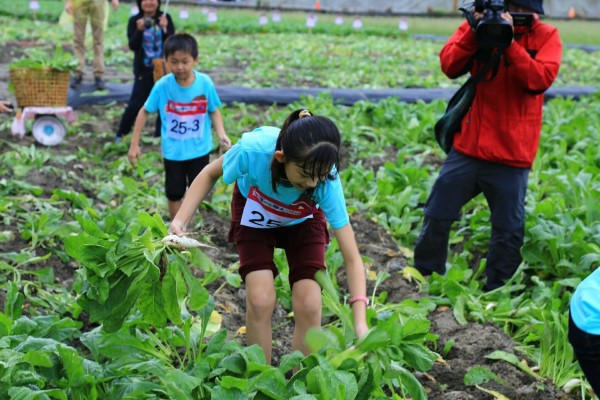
[228,183,330,287]
[163,154,210,201]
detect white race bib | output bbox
[241,186,316,229]
[165,99,207,140]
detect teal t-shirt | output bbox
[222,126,350,230]
[145,70,221,161]
[571,267,600,335]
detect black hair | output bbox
[135,0,162,17]
[163,33,199,59]
[271,109,341,193]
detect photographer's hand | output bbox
[462,6,484,30]
[501,12,515,43]
[501,12,514,25]
[473,11,485,21]
[136,18,145,31]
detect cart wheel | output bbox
[32,115,66,146]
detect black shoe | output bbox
[94,77,107,91]
[70,75,83,89]
[414,265,435,277]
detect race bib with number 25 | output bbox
[241,186,317,229]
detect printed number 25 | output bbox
[170,119,200,135]
[248,211,282,227]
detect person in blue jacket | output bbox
[569,268,600,394]
[169,109,369,363]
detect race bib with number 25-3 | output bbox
[165,99,207,140]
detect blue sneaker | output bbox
[115,135,122,144]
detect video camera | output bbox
[463,0,513,48]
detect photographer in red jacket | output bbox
[413,0,562,291]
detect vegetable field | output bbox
[1,2,599,399]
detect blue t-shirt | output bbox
[145,70,221,161]
[571,267,600,335]
[222,126,350,230]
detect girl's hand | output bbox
[168,219,187,236]
[136,18,145,31]
[159,14,168,31]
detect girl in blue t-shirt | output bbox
[569,268,600,394]
[170,109,369,363]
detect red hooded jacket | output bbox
[440,18,562,168]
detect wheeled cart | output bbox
[11,106,76,146]
[9,66,74,146]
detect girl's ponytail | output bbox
[280,109,312,134]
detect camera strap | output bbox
[473,48,504,84]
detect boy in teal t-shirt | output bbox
[128,33,231,219]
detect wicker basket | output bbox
[10,67,70,107]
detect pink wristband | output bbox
[349,295,369,306]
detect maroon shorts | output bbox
[228,183,330,287]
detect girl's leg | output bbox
[117,71,154,138]
[568,312,600,395]
[291,278,322,356]
[245,270,276,364]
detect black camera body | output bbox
[144,16,155,29]
[471,0,513,48]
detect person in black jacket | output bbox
[115,0,175,143]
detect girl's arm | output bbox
[165,14,176,38]
[128,16,144,50]
[170,156,225,235]
[333,223,369,339]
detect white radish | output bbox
[161,234,215,249]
